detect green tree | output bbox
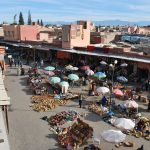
[37,19,40,25]
[40,19,43,26]
[19,12,24,25]
[28,10,32,25]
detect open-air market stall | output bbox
[58,119,93,149]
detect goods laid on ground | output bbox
[32,99,57,112]
[64,93,79,100]
[31,95,69,112]
[31,95,54,103]
[122,117,150,140]
[88,103,102,115]
[48,110,80,126]
[84,144,101,150]
[58,119,93,148]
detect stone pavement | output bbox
[4,65,150,150]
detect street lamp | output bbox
[108,60,118,110]
[29,45,35,64]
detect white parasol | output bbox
[101,130,126,143]
[113,118,135,130]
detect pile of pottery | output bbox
[58,119,93,148]
[48,110,79,126]
[88,103,102,115]
[131,117,150,140]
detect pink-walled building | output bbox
[3,25,38,42]
[62,21,91,49]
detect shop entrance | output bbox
[138,68,149,79]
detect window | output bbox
[8,31,10,36]
[4,31,7,36]
[76,27,80,37]
[12,31,14,37]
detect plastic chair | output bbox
[92,134,100,145]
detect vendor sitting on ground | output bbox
[100,95,108,106]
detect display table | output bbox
[0,110,10,150]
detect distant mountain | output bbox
[93,20,150,26]
[44,20,150,26]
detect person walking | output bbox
[40,59,44,67]
[79,94,83,108]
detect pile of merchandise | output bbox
[84,144,101,150]
[31,95,68,112]
[88,103,102,115]
[48,110,80,126]
[58,119,93,148]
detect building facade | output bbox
[62,21,91,49]
[3,25,38,42]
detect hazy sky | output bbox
[0,0,150,23]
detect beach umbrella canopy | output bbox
[44,66,55,71]
[49,77,61,84]
[80,66,90,70]
[85,69,94,76]
[59,81,69,87]
[120,63,128,67]
[113,89,123,97]
[113,118,135,130]
[65,65,73,70]
[43,70,55,76]
[68,74,79,81]
[93,72,106,79]
[100,61,107,65]
[96,87,110,94]
[123,100,138,108]
[117,76,128,82]
[101,130,126,143]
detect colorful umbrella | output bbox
[120,63,128,67]
[93,72,106,79]
[96,87,110,94]
[59,81,69,87]
[65,65,73,70]
[117,76,128,82]
[49,77,61,84]
[43,70,55,76]
[113,118,135,130]
[70,67,78,71]
[80,66,90,70]
[101,130,126,143]
[113,89,123,97]
[85,69,94,76]
[100,61,107,65]
[68,74,79,81]
[123,100,138,108]
[44,66,55,71]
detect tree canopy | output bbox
[28,11,32,25]
[19,12,24,25]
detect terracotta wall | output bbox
[19,25,38,41]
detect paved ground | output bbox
[4,65,150,150]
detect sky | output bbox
[0,0,150,23]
